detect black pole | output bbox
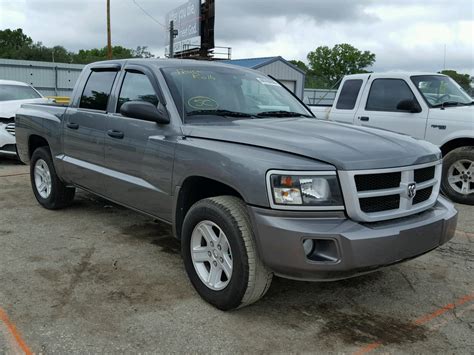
[169,20,178,58]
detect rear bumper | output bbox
[248,196,457,281]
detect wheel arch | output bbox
[440,137,474,156]
[28,134,50,159]
[173,175,246,240]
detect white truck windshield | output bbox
[411,75,472,107]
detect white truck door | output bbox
[354,77,428,139]
[329,76,367,124]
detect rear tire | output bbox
[182,196,273,310]
[441,146,474,205]
[30,146,75,209]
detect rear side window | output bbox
[336,79,363,110]
[79,71,117,111]
[117,71,159,112]
[366,79,417,112]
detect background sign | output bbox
[165,0,201,55]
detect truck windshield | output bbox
[411,75,472,107]
[0,84,42,102]
[161,66,311,122]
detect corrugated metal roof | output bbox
[222,56,306,76]
[221,57,277,68]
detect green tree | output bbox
[289,60,333,88]
[73,46,135,64]
[51,46,74,63]
[289,60,309,73]
[0,28,32,52]
[132,46,155,58]
[0,28,155,64]
[0,28,33,58]
[12,42,74,63]
[73,45,156,64]
[307,43,376,88]
[439,70,471,92]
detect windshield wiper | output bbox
[187,109,254,117]
[256,111,312,118]
[432,101,464,108]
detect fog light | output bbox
[302,239,314,256]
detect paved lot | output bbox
[0,157,473,354]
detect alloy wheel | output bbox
[190,220,233,291]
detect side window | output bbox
[366,79,417,112]
[336,79,363,110]
[117,71,159,112]
[79,71,117,111]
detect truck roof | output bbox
[84,58,260,73]
[344,72,447,80]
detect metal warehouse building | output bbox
[0,58,84,97]
[222,56,306,99]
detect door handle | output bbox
[359,116,370,122]
[107,130,124,139]
[66,122,79,130]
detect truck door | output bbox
[102,66,175,221]
[354,78,428,139]
[62,67,119,192]
[329,76,366,124]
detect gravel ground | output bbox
[0,157,472,354]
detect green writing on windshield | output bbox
[176,69,216,81]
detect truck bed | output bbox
[15,103,68,162]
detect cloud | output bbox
[218,0,376,22]
[0,0,472,75]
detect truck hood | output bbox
[182,118,441,170]
[0,98,50,118]
[428,104,474,123]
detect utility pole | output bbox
[107,0,112,60]
[443,44,446,70]
[169,20,178,58]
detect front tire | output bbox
[182,196,273,310]
[30,147,75,209]
[441,146,474,205]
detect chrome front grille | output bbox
[338,161,442,222]
[5,123,15,136]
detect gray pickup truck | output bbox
[16,59,458,310]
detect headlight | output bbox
[266,170,344,210]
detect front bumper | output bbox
[0,125,16,156]
[248,196,457,281]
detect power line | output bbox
[131,0,167,29]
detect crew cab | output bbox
[15,60,457,310]
[0,80,51,157]
[311,73,474,205]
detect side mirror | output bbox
[120,101,170,124]
[396,99,422,113]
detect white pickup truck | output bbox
[311,72,474,205]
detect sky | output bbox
[0,0,473,75]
